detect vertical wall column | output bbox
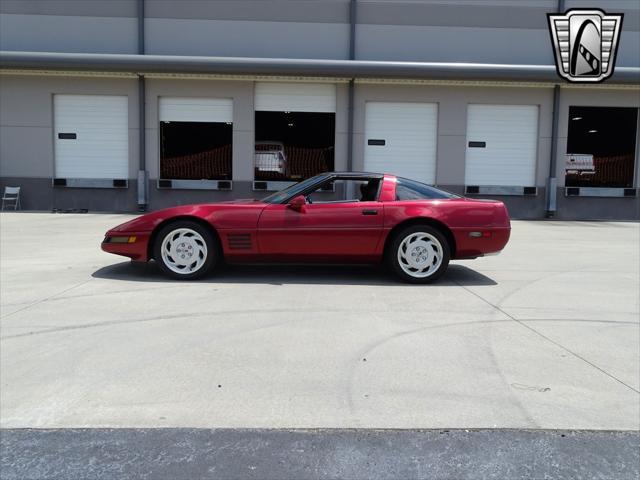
[137,0,148,211]
[546,84,560,217]
[635,108,640,188]
[346,0,357,172]
[545,0,564,217]
[137,76,147,210]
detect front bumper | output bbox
[101,232,150,261]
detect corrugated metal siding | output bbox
[364,102,438,184]
[464,104,538,186]
[159,97,233,122]
[254,82,336,112]
[53,94,128,179]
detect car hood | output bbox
[108,199,265,233]
[214,198,262,204]
[463,197,503,204]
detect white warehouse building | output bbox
[0,0,639,219]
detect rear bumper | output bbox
[452,227,511,259]
[101,232,150,261]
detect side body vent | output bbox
[227,233,253,250]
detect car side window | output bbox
[359,180,380,201]
[307,179,381,204]
[395,178,460,200]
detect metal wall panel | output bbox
[0,14,137,54]
[145,19,349,59]
[356,25,554,65]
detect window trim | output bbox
[263,173,385,204]
[306,177,383,204]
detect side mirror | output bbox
[288,195,307,212]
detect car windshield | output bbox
[261,174,327,204]
[395,177,461,200]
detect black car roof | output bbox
[323,172,385,179]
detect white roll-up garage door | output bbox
[159,97,233,122]
[254,82,336,112]
[364,102,438,184]
[54,95,128,179]
[465,104,538,186]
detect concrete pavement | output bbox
[0,213,638,430]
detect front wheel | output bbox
[153,221,218,280]
[388,225,450,284]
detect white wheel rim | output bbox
[160,228,208,275]
[397,232,444,279]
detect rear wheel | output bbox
[153,221,218,280]
[387,225,450,284]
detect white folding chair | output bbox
[1,186,21,210]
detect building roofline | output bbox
[1,51,639,85]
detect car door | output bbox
[257,200,384,259]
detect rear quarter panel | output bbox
[382,199,511,259]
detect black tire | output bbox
[153,220,219,280]
[387,224,450,284]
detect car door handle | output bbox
[362,209,378,215]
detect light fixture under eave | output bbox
[571,116,582,120]
[588,129,598,133]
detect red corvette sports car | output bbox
[102,172,510,283]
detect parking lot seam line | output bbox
[343,313,541,429]
[0,284,184,309]
[488,266,602,310]
[516,318,638,324]
[3,314,634,342]
[0,307,335,340]
[454,281,640,395]
[0,278,94,320]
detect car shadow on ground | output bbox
[92,261,497,287]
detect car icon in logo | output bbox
[548,9,623,83]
